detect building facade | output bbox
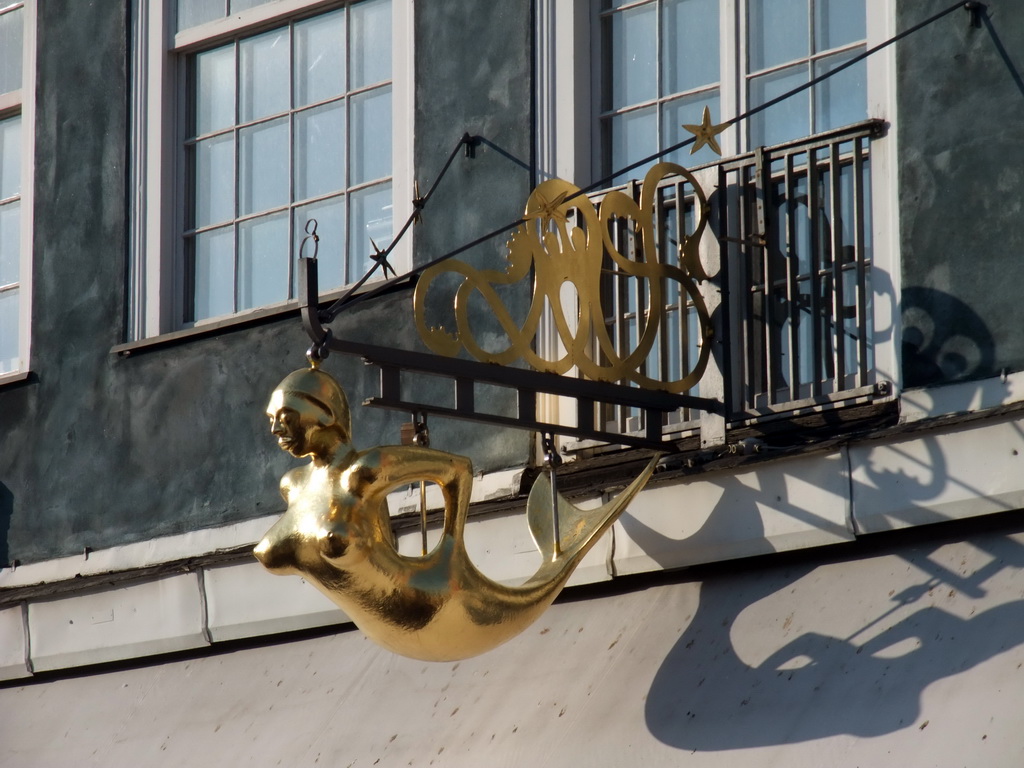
[3,0,1024,765]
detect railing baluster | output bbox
[830,141,846,388]
[808,148,824,398]
[785,152,800,403]
[854,136,870,388]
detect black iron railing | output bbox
[591,120,884,438]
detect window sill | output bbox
[0,369,35,390]
[112,276,414,358]
[112,301,305,358]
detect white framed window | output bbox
[597,0,867,181]
[0,0,34,379]
[129,0,413,338]
[536,0,875,186]
[535,0,898,444]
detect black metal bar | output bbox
[455,378,475,413]
[364,396,672,452]
[327,335,722,415]
[298,257,328,348]
[379,365,401,402]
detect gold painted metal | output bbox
[414,162,713,393]
[254,366,659,661]
[682,105,729,156]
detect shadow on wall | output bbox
[632,362,1024,749]
[644,526,1024,750]
[0,482,11,568]
[902,286,996,388]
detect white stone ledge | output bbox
[27,573,208,673]
[613,451,855,576]
[851,413,1024,534]
[0,605,30,680]
[6,386,1024,679]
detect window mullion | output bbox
[288,20,296,299]
[343,3,351,284]
[233,38,241,314]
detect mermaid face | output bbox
[267,391,326,459]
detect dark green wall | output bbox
[0,0,534,566]
[897,0,1024,388]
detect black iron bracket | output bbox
[298,257,722,452]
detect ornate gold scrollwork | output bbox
[414,162,714,393]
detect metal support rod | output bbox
[542,433,562,558]
[413,412,430,556]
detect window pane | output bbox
[349,182,392,281]
[294,196,345,292]
[749,0,808,72]
[662,90,722,168]
[0,200,20,286]
[748,64,809,146]
[0,6,23,96]
[238,212,289,310]
[351,0,392,89]
[194,134,235,228]
[815,0,864,52]
[814,49,866,132]
[0,115,20,199]
[607,106,656,184]
[0,286,18,373]
[239,28,290,123]
[295,9,345,108]
[295,102,345,201]
[193,227,235,321]
[195,46,236,136]
[351,86,392,185]
[239,117,289,216]
[231,0,274,13]
[662,0,719,95]
[605,4,656,110]
[178,0,224,32]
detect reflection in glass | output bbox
[238,212,289,310]
[194,134,235,228]
[608,107,656,184]
[240,28,290,123]
[177,0,223,32]
[193,227,235,321]
[295,103,345,201]
[606,4,656,110]
[0,287,18,373]
[0,200,20,286]
[749,65,809,147]
[749,0,807,71]
[195,46,236,136]
[239,117,289,216]
[349,182,393,281]
[815,0,865,51]
[351,86,392,185]
[0,6,23,96]
[0,115,20,200]
[295,10,345,107]
[294,196,345,291]
[231,0,273,14]
[814,51,866,133]
[662,0,719,95]
[351,0,392,89]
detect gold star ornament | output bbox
[682,106,728,156]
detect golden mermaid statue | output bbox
[254,366,658,661]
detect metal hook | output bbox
[305,327,332,368]
[300,218,320,261]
